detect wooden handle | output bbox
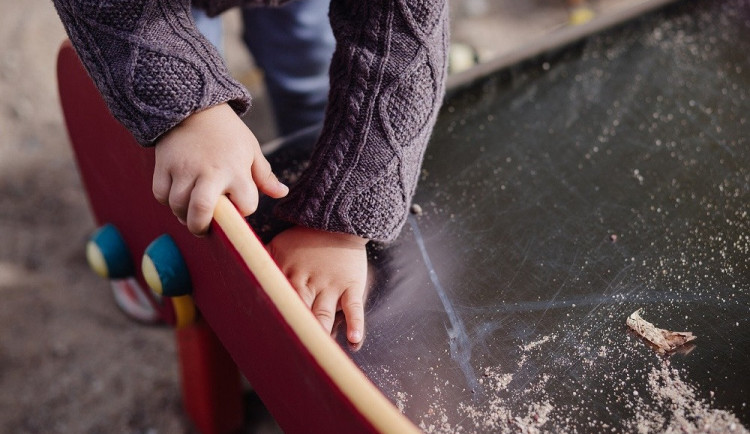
[212,196,419,434]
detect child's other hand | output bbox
[268,226,369,344]
[153,103,288,235]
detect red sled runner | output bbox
[57,40,418,434]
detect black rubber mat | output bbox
[330,1,750,431]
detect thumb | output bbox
[252,154,289,199]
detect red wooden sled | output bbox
[57,40,418,434]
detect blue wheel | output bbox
[86,224,134,279]
[141,234,192,298]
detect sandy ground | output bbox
[0,1,636,432]
[0,3,193,432]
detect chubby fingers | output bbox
[341,288,365,344]
[154,171,264,235]
[293,279,365,344]
[184,178,224,235]
[252,153,289,199]
[311,291,340,335]
[168,178,195,226]
[185,175,264,235]
[308,285,365,344]
[226,177,259,218]
[292,275,316,309]
[152,166,172,206]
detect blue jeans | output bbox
[192,1,334,136]
[191,8,224,54]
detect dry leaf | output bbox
[626,309,696,354]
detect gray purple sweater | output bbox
[53,0,448,242]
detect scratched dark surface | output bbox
[328,1,750,431]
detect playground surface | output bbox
[2,0,747,432]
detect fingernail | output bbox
[278,182,289,195]
[349,330,362,343]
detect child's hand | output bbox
[153,103,288,235]
[267,226,369,344]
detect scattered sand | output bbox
[625,361,748,433]
[521,333,556,352]
[405,328,748,433]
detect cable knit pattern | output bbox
[386,58,435,145]
[347,158,405,236]
[53,0,252,145]
[79,0,147,31]
[133,50,204,112]
[275,0,449,241]
[53,0,448,242]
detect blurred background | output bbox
[0,0,661,432]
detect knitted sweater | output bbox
[53,0,448,242]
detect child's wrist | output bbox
[298,226,369,246]
[338,232,369,246]
[325,230,369,247]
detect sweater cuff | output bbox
[54,0,252,146]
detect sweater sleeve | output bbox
[53,0,251,145]
[274,0,449,242]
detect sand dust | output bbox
[405,328,748,433]
[625,361,747,433]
